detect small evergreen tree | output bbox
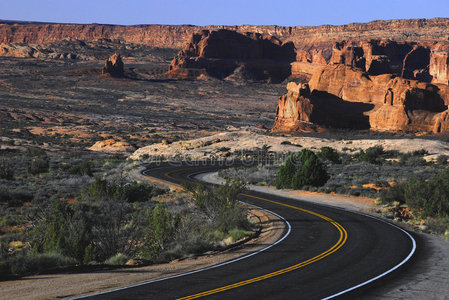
[276,149,329,190]
[317,146,341,164]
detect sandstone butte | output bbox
[102,52,124,77]
[168,29,296,82]
[273,64,449,133]
[273,36,449,133]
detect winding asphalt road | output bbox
[82,162,416,299]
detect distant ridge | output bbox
[1,18,448,50]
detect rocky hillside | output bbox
[1,18,449,51]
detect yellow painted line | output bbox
[175,192,348,299]
[162,167,348,299]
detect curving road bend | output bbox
[81,162,416,299]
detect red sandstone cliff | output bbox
[2,18,449,51]
[168,29,296,82]
[273,65,449,133]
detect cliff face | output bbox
[168,29,296,82]
[273,64,449,133]
[2,18,449,50]
[293,39,449,86]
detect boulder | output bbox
[102,53,124,77]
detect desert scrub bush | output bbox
[26,156,49,175]
[354,146,385,165]
[141,204,177,261]
[69,161,93,177]
[425,217,449,235]
[218,164,277,186]
[105,253,128,266]
[188,179,250,233]
[6,252,77,276]
[381,168,449,219]
[317,146,341,164]
[0,159,14,180]
[29,199,91,261]
[275,149,329,190]
[398,149,429,166]
[81,178,164,203]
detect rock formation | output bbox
[168,29,296,82]
[292,39,449,85]
[102,53,124,77]
[430,44,449,85]
[2,18,449,51]
[273,64,449,133]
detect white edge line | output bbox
[71,194,292,299]
[195,171,417,299]
[74,168,416,299]
[322,210,416,299]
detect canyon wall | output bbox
[1,18,449,51]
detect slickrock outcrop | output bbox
[102,53,124,77]
[88,139,135,152]
[168,29,296,82]
[273,65,449,133]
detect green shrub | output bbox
[8,252,77,276]
[69,161,93,177]
[83,244,97,264]
[275,155,297,189]
[0,159,14,180]
[30,199,90,261]
[354,146,384,164]
[190,179,249,233]
[276,149,329,190]
[142,204,176,260]
[105,253,128,266]
[228,229,253,241]
[381,168,449,219]
[81,178,163,203]
[318,146,341,164]
[26,156,49,175]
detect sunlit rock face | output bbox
[102,53,124,77]
[273,64,449,133]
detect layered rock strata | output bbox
[2,18,449,50]
[292,40,449,86]
[273,64,449,133]
[168,29,296,82]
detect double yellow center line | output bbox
[176,191,348,299]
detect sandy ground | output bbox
[198,171,449,299]
[0,206,285,300]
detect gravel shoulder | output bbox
[197,171,449,299]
